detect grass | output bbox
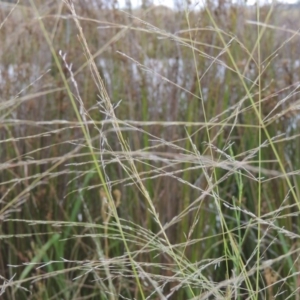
[1,0,300,299]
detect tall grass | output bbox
[1,0,300,299]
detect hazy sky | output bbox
[118,0,298,8]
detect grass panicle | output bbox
[1,0,300,299]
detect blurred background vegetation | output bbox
[1,0,300,299]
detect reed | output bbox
[1,0,300,299]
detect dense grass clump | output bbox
[1,0,300,299]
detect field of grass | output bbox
[1,0,300,299]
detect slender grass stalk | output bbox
[256,1,262,298]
